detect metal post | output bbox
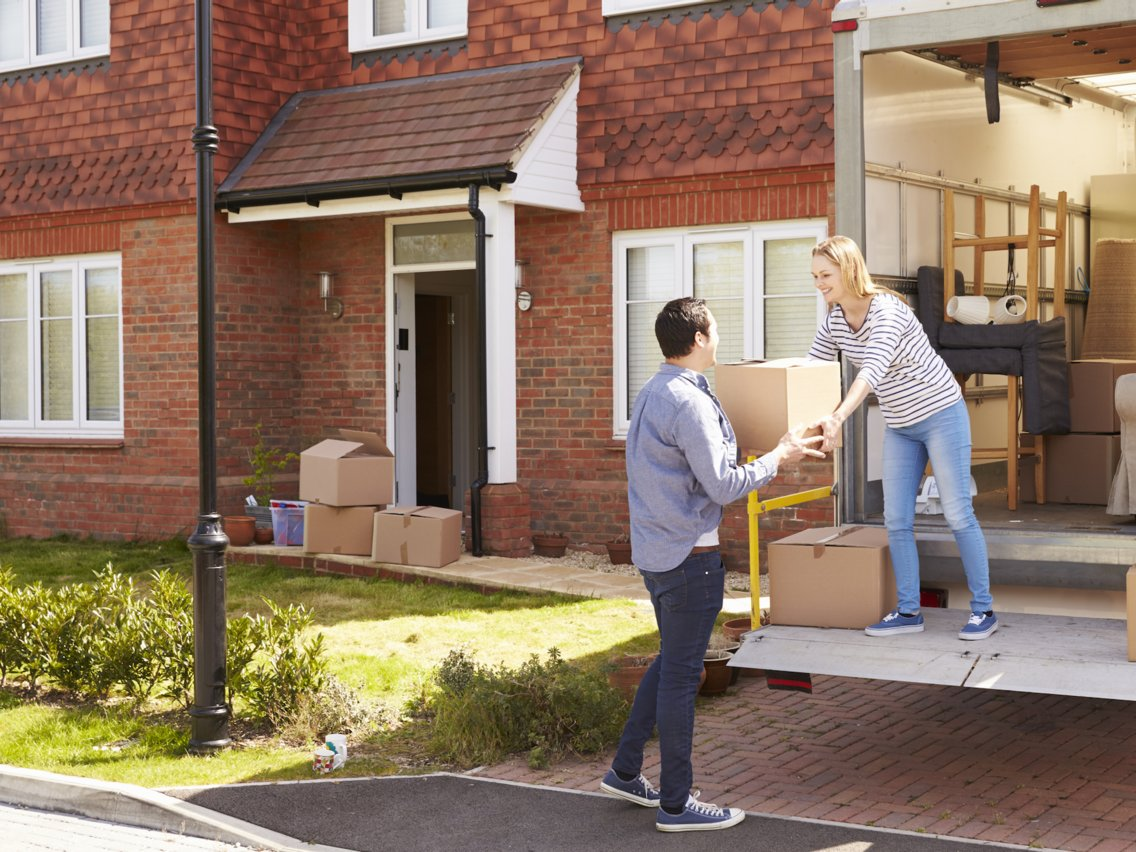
[187,0,229,752]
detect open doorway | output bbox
[393,271,478,510]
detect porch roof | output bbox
[216,57,582,212]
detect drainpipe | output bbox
[468,184,489,556]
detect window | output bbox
[602,0,698,15]
[0,0,109,72]
[0,256,123,438]
[613,222,827,436]
[348,0,466,53]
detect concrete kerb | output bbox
[0,763,350,852]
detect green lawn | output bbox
[0,537,661,787]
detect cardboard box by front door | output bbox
[303,504,377,556]
[299,429,394,507]
[372,505,463,568]
[1019,433,1121,505]
[1068,359,1136,433]
[768,525,896,629]
[716,358,842,453]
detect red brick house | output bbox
[0,0,836,566]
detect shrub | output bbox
[424,647,625,769]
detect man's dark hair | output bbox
[655,297,711,359]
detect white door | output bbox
[393,274,416,506]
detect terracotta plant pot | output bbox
[606,541,633,565]
[253,526,274,545]
[223,515,256,547]
[607,654,656,701]
[721,617,763,678]
[532,534,568,558]
[700,649,734,696]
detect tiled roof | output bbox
[218,57,582,208]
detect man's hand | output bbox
[775,423,827,463]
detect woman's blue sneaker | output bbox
[959,611,998,640]
[599,769,660,807]
[656,795,745,832]
[865,610,924,636]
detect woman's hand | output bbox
[809,413,843,453]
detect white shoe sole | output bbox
[600,780,660,807]
[959,622,999,640]
[864,623,924,636]
[656,810,745,832]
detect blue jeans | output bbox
[611,551,723,811]
[883,399,993,615]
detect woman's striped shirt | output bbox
[807,292,962,429]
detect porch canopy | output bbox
[216,56,583,219]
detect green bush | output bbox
[424,647,625,769]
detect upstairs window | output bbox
[0,0,110,72]
[0,256,123,438]
[348,0,466,53]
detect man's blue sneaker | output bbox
[864,610,925,636]
[656,795,745,832]
[600,769,660,807]
[959,611,998,640]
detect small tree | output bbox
[242,423,298,506]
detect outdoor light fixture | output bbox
[317,271,344,319]
[515,259,532,311]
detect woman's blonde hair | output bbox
[812,235,886,300]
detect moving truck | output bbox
[734,0,1136,699]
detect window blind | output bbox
[79,0,108,49]
[0,272,29,420]
[40,269,73,421]
[84,266,119,422]
[763,238,818,359]
[36,0,66,55]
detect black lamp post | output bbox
[186,0,229,752]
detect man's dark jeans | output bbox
[611,551,724,810]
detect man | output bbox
[599,297,824,832]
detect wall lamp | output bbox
[317,271,344,319]
[515,259,532,311]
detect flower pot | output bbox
[605,541,633,565]
[253,526,275,545]
[721,618,764,678]
[223,515,256,547]
[700,649,734,696]
[532,534,568,558]
[607,654,656,701]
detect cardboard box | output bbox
[372,505,463,568]
[768,526,896,629]
[1019,434,1121,505]
[716,358,842,452]
[270,499,307,546]
[299,429,395,507]
[303,504,377,556]
[1068,360,1136,433]
[1127,566,1136,663]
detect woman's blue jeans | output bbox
[611,551,722,811]
[883,399,993,616]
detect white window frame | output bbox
[347,0,467,53]
[0,255,124,438]
[0,0,110,73]
[602,0,698,16]
[612,220,828,438]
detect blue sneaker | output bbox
[865,610,924,636]
[656,795,745,832]
[600,769,660,807]
[959,611,998,640]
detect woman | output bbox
[807,236,997,640]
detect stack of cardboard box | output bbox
[1021,360,1136,504]
[299,429,394,556]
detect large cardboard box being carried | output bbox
[1068,359,1136,433]
[1019,433,1121,505]
[716,358,842,452]
[768,526,896,629]
[372,505,463,568]
[303,504,377,556]
[299,429,394,507]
